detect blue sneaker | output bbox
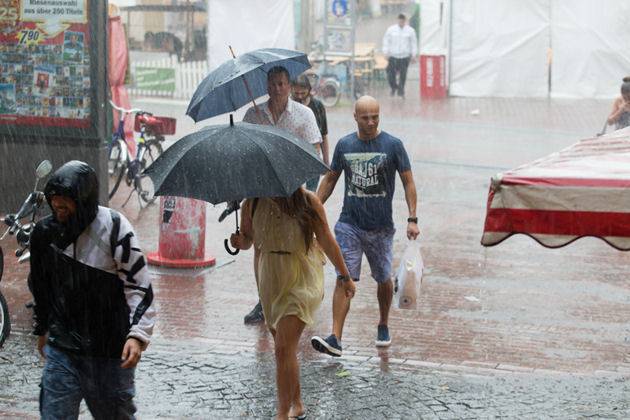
[311,334,342,357]
[244,301,264,324]
[375,324,391,347]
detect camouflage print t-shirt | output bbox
[331,131,411,230]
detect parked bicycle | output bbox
[306,71,342,108]
[307,59,365,108]
[108,101,174,207]
[0,160,52,348]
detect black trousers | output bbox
[386,56,411,96]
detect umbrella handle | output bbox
[224,238,240,255]
[225,209,241,255]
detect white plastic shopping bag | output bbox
[394,240,424,310]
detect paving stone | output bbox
[0,335,630,419]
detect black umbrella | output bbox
[143,116,328,254]
[143,116,327,204]
[186,48,311,123]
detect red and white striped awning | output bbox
[482,127,630,250]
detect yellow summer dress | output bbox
[252,197,325,330]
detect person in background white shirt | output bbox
[382,13,418,99]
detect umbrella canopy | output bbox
[481,127,630,250]
[143,117,328,204]
[186,48,311,122]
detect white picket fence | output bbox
[128,55,208,99]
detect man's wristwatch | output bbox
[337,274,351,282]
[407,217,418,224]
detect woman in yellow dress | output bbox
[230,187,354,420]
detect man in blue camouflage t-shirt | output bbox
[311,96,419,357]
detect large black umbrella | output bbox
[143,116,328,204]
[186,48,311,123]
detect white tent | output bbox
[550,1,630,98]
[419,0,448,56]
[207,0,295,71]
[419,0,630,98]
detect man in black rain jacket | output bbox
[30,160,155,419]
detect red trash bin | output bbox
[420,55,447,99]
[147,196,216,268]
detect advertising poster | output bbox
[0,0,91,128]
[325,0,353,54]
[326,29,352,53]
[327,0,351,25]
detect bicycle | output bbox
[108,101,174,207]
[306,71,342,108]
[307,59,365,107]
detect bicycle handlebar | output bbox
[109,100,142,115]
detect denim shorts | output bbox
[40,345,136,420]
[334,221,395,283]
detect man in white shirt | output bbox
[243,67,322,154]
[382,13,418,99]
[241,66,323,323]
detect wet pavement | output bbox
[3,333,630,419]
[2,72,630,417]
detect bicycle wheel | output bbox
[137,140,163,205]
[108,140,126,199]
[320,79,341,107]
[0,290,10,348]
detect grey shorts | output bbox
[334,221,395,284]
